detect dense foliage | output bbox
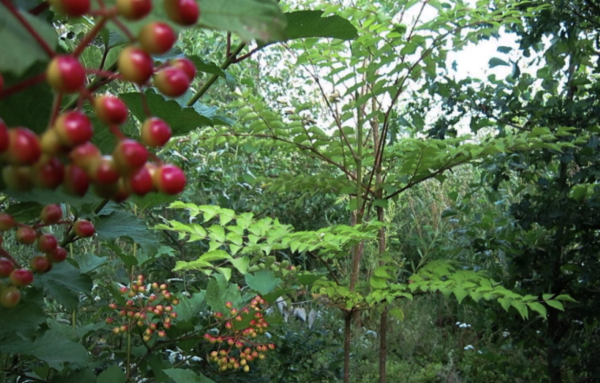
[0,0,598,382]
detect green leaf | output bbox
[245,270,281,295]
[95,211,160,256]
[0,11,57,75]
[389,308,404,321]
[36,262,93,310]
[198,0,286,43]
[164,368,216,383]
[0,295,45,336]
[97,366,126,383]
[511,300,529,319]
[283,10,357,41]
[174,292,206,322]
[296,272,323,286]
[199,249,231,263]
[75,253,110,274]
[132,192,179,211]
[554,294,577,303]
[527,302,547,319]
[29,330,89,371]
[230,256,250,274]
[189,56,226,77]
[452,288,468,304]
[120,90,214,136]
[489,57,509,68]
[546,300,565,311]
[5,202,44,222]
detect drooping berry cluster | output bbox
[205,297,276,373]
[106,274,179,341]
[0,208,94,308]
[0,0,197,202]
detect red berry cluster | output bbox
[106,274,179,341]
[205,297,276,373]
[0,208,94,308]
[0,0,196,202]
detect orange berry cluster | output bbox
[205,296,276,373]
[0,208,94,308]
[106,274,179,341]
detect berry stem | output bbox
[0,73,46,100]
[85,68,119,78]
[0,248,21,269]
[28,2,49,15]
[73,17,109,57]
[0,0,55,58]
[48,92,63,128]
[111,17,136,42]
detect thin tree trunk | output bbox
[379,307,388,383]
[344,312,352,383]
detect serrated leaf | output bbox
[95,211,160,256]
[0,11,58,75]
[453,288,468,304]
[230,256,249,274]
[198,0,286,43]
[555,294,577,303]
[245,270,281,295]
[389,308,404,321]
[511,300,529,319]
[199,249,231,263]
[163,368,215,383]
[174,292,206,322]
[97,366,126,383]
[282,10,357,41]
[36,262,93,310]
[0,295,45,336]
[527,302,547,319]
[120,90,214,136]
[29,330,89,371]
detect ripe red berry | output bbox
[113,139,148,171]
[73,220,95,237]
[0,214,15,231]
[153,164,186,194]
[10,269,34,287]
[16,226,37,245]
[30,255,52,273]
[127,166,153,196]
[90,155,121,184]
[170,58,196,81]
[138,22,177,55]
[116,0,152,20]
[94,95,128,125]
[118,47,154,85]
[48,246,68,263]
[69,142,101,173]
[37,234,58,254]
[63,164,89,196]
[141,117,172,148]
[40,204,63,224]
[54,111,93,147]
[0,118,9,153]
[0,286,21,308]
[0,257,15,278]
[164,0,199,26]
[2,165,34,191]
[32,156,65,189]
[46,55,86,93]
[111,179,132,202]
[48,0,90,17]
[154,67,190,97]
[4,128,41,165]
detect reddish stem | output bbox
[73,17,109,57]
[1,0,55,58]
[28,2,49,15]
[111,17,136,42]
[110,125,126,139]
[0,73,46,100]
[0,248,22,269]
[48,92,63,128]
[140,92,152,116]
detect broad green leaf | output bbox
[283,10,357,41]
[230,256,250,274]
[29,330,89,371]
[75,253,110,274]
[36,262,93,310]
[4,202,44,222]
[189,56,226,77]
[245,270,281,295]
[95,211,160,256]
[555,294,577,303]
[296,272,323,286]
[0,294,45,336]
[174,292,206,322]
[199,249,231,263]
[198,0,286,43]
[511,300,529,319]
[97,366,126,383]
[452,288,468,304]
[0,11,57,75]
[389,308,404,321]
[120,90,214,136]
[164,368,216,383]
